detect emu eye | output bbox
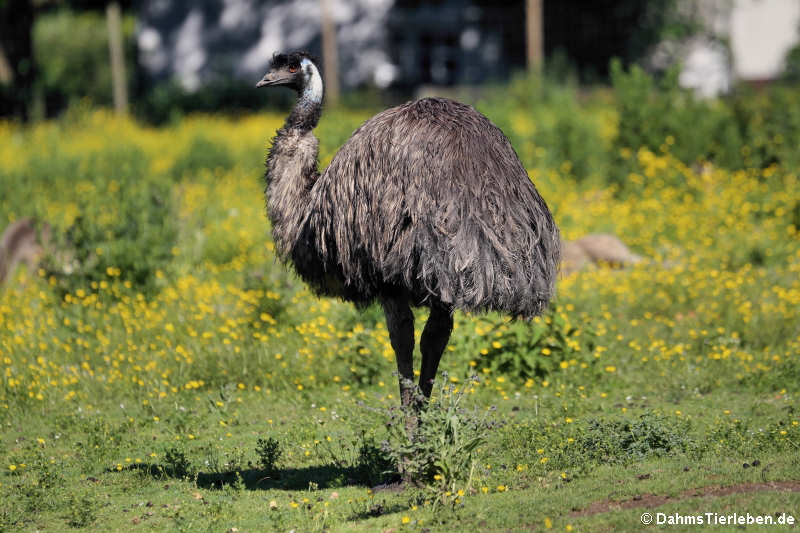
[288,66,298,73]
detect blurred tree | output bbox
[543,0,701,82]
[782,23,800,82]
[0,0,36,119]
[0,0,135,119]
[33,7,136,114]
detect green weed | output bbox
[255,437,282,474]
[64,493,97,528]
[383,375,497,507]
[162,446,191,479]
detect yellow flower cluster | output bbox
[0,110,797,411]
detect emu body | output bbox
[0,218,47,285]
[260,52,560,407]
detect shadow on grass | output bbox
[197,464,364,491]
[112,463,400,491]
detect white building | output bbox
[678,0,800,96]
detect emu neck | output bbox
[286,59,324,131]
[266,58,324,257]
[285,95,322,131]
[265,119,320,258]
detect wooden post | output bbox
[320,0,340,106]
[0,42,13,85]
[526,0,543,73]
[106,1,128,115]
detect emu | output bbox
[561,234,643,275]
[0,218,48,286]
[258,52,560,410]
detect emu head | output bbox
[256,51,323,104]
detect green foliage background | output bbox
[33,10,137,111]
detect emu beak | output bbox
[256,73,287,88]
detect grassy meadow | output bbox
[1,75,799,531]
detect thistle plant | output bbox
[383,373,499,508]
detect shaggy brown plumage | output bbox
[0,218,46,285]
[259,52,560,406]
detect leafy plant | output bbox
[223,446,247,472]
[354,435,396,486]
[314,430,397,487]
[33,144,178,292]
[610,58,745,176]
[478,71,610,182]
[578,412,694,464]
[65,493,97,528]
[255,437,282,474]
[383,375,498,507]
[467,309,593,381]
[163,446,191,478]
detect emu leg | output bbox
[382,295,419,483]
[380,296,416,409]
[419,305,453,398]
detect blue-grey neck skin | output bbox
[286,97,322,131]
[285,58,324,131]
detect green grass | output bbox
[1,383,798,531]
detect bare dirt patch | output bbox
[570,481,800,517]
